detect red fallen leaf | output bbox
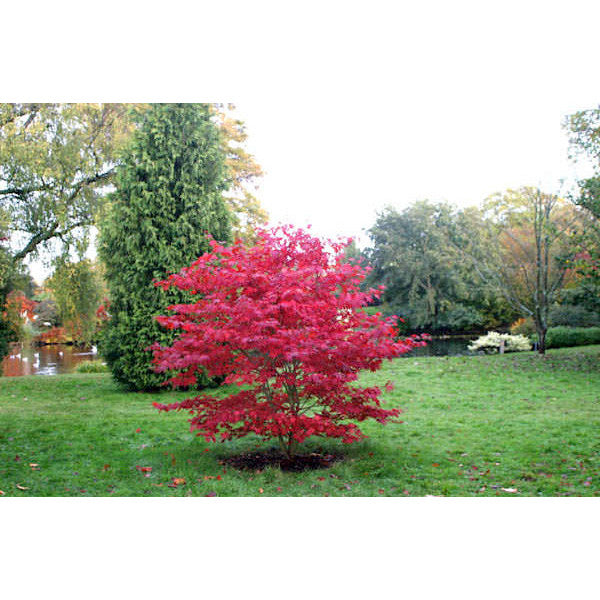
[378,489,385,495]
[172,477,186,486]
[203,475,215,480]
[135,428,141,433]
[368,452,374,457]
[0,490,5,495]
[16,484,28,490]
[103,464,110,471]
[14,455,20,462]
[432,463,440,467]
[203,448,210,453]
[140,467,152,473]
[259,488,264,494]
[583,481,591,487]
[403,490,410,495]
[276,487,282,492]
[216,475,222,481]
[317,476,325,481]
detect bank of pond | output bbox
[0,337,478,377]
[4,326,600,377]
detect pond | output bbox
[404,336,477,357]
[1,336,478,377]
[1,344,100,377]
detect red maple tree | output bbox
[151,226,425,459]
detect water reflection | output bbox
[2,343,98,377]
[405,337,477,357]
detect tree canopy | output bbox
[0,103,138,262]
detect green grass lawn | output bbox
[1,345,599,497]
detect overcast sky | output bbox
[14,0,600,282]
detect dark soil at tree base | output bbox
[221,447,345,472]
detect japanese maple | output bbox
[151,225,425,459]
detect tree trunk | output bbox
[537,326,546,355]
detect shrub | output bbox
[152,226,426,459]
[468,331,532,353]
[543,326,600,349]
[75,360,110,373]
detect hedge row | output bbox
[542,326,600,349]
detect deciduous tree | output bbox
[152,226,424,460]
[475,188,580,354]
[0,103,138,262]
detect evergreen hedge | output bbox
[544,326,600,349]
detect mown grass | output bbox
[1,346,599,497]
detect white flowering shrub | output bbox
[468,331,532,353]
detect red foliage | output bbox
[37,326,68,344]
[151,226,425,458]
[3,291,38,321]
[95,298,111,322]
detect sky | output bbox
[13,0,600,282]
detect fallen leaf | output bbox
[135,428,141,433]
[216,475,222,481]
[501,487,518,493]
[29,463,39,469]
[276,486,282,492]
[151,483,163,487]
[205,491,217,497]
[259,488,264,494]
[172,477,186,486]
[0,490,5,496]
[171,454,176,466]
[317,476,325,481]
[16,484,28,490]
[103,464,110,471]
[432,463,440,467]
[378,489,385,495]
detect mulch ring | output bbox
[221,447,344,472]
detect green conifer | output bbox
[98,104,232,390]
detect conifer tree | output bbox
[98,103,232,390]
